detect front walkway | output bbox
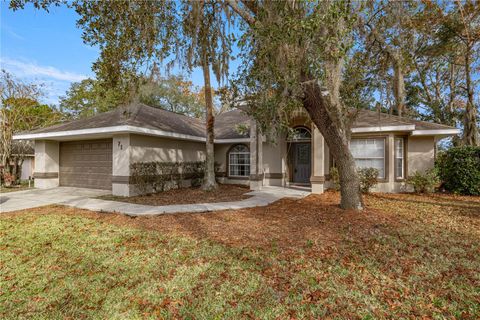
[0,187,110,213]
[1,186,310,215]
[62,186,310,216]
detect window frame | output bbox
[394,136,407,181]
[227,144,250,179]
[287,126,312,142]
[349,137,388,181]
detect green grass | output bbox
[1,194,479,319]
[0,181,33,193]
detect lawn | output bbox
[1,192,479,319]
[0,182,33,193]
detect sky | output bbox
[0,2,229,106]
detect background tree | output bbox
[0,70,62,183]
[60,73,206,119]
[434,0,479,146]
[405,2,463,141]
[360,0,421,117]
[138,72,205,119]
[59,78,127,119]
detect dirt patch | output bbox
[98,184,251,206]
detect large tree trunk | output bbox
[201,57,218,191]
[302,79,363,210]
[463,45,479,146]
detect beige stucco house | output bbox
[13,103,459,196]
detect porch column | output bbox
[112,134,133,196]
[249,119,264,190]
[310,125,325,194]
[34,140,59,189]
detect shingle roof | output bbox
[215,109,250,139]
[353,109,455,130]
[25,104,457,140]
[30,103,249,139]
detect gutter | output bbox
[13,125,250,144]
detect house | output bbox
[13,103,459,196]
[1,141,35,182]
[16,142,35,181]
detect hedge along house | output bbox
[13,103,459,196]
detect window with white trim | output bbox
[350,138,385,178]
[395,138,404,179]
[228,144,250,177]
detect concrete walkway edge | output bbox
[61,186,310,216]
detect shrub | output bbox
[357,167,379,193]
[407,169,439,194]
[3,173,15,187]
[130,161,207,194]
[329,167,340,191]
[436,146,480,195]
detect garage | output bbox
[59,139,112,190]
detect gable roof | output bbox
[14,104,458,141]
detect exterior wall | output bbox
[34,140,59,189]
[20,157,34,180]
[214,143,230,176]
[112,134,132,196]
[262,137,286,187]
[310,126,325,194]
[112,134,207,196]
[130,134,206,163]
[408,136,435,173]
[31,130,437,196]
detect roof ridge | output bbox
[139,102,201,120]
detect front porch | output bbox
[249,113,326,194]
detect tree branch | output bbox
[226,0,255,26]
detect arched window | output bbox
[288,126,311,142]
[228,144,250,177]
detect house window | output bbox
[288,127,311,142]
[350,138,385,178]
[395,138,405,179]
[228,144,250,177]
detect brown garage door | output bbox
[60,139,112,190]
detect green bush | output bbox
[357,167,379,193]
[130,161,207,194]
[436,146,480,195]
[407,169,439,194]
[329,167,340,191]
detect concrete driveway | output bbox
[0,187,111,213]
